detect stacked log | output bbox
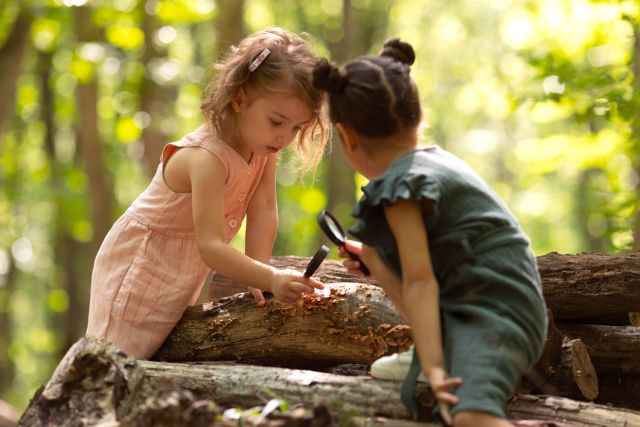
[165,252,640,410]
[19,336,640,426]
[536,252,640,410]
[18,251,640,426]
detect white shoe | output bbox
[370,345,426,381]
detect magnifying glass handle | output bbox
[344,247,370,276]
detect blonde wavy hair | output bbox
[201,27,329,171]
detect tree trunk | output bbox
[216,0,245,55]
[73,5,115,341]
[0,8,31,131]
[38,50,83,355]
[74,5,114,246]
[536,251,640,321]
[155,282,411,368]
[139,0,169,178]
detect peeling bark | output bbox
[155,283,411,368]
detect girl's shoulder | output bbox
[175,124,238,163]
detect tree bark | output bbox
[534,252,640,322]
[155,282,411,368]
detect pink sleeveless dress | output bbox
[86,124,268,358]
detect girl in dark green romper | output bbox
[312,39,547,426]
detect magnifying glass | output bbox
[303,244,330,278]
[317,210,370,276]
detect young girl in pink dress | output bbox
[86,27,328,359]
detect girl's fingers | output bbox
[345,240,363,250]
[248,287,266,306]
[432,377,462,390]
[435,391,460,405]
[439,402,452,426]
[307,277,324,290]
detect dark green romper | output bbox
[349,146,548,419]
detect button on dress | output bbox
[86,124,268,358]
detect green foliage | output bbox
[1,0,639,415]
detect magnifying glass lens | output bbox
[325,217,345,242]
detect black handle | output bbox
[304,245,330,278]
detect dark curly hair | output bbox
[312,38,421,139]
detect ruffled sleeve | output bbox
[348,171,440,246]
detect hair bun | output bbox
[381,38,415,66]
[313,58,347,93]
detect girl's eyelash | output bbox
[270,119,283,126]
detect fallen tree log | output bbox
[557,323,640,375]
[20,337,640,427]
[505,394,640,426]
[154,282,411,367]
[536,252,640,322]
[210,252,640,323]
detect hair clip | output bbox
[249,48,271,72]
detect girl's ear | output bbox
[336,123,358,152]
[231,88,247,112]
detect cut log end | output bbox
[566,339,599,401]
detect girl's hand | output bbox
[426,367,462,426]
[340,240,382,280]
[269,269,324,303]
[247,287,266,306]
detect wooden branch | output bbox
[558,323,640,375]
[155,282,411,367]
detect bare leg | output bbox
[453,411,513,427]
